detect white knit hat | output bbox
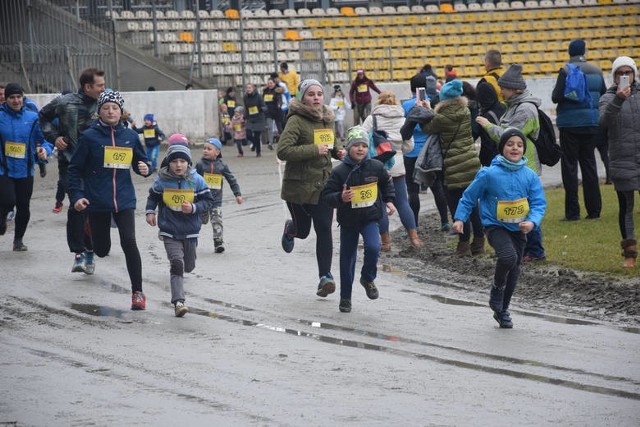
[611,56,637,81]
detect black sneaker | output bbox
[339,299,351,313]
[214,239,225,253]
[493,311,513,329]
[281,219,294,253]
[316,274,336,297]
[360,277,379,300]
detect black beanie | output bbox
[499,128,527,155]
[4,83,24,98]
[568,39,586,57]
[498,64,526,90]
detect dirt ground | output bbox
[384,213,640,327]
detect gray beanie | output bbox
[498,64,527,90]
[165,144,192,165]
[345,126,369,151]
[297,79,322,100]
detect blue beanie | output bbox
[206,138,222,150]
[144,113,154,122]
[439,80,463,101]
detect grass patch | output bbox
[541,184,639,277]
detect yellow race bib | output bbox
[203,173,223,190]
[357,84,368,93]
[497,197,530,223]
[143,129,156,138]
[248,106,259,115]
[222,116,230,124]
[263,94,274,102]
[227,100,235,108]
[103,146,133,169]
[336,100,344,107]
[350,181,378,209]
[314,128,334,149]
[163,188,195,212]
[233,124,242,131]
[4,141,26,159]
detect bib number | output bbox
[204,173,223,190]
[357,84,367,93]
[163,188,195,211]
[264,94,274,102]
[103,146,133,169]
[143,129,156,138]
[314,128,334,149]
[4,141,26,159]
[350,181,378,209]
[233,124,242,131]
[248,106,259,115]
[227,100,235,108]
[497,197,529,223]
[336,100,344,107]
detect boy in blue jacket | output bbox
[322,126,396,313]
[452,128,546,328]
[145,141,214,317]
[132,113,165,173]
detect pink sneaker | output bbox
[131,291,146,310]
[52,201,63,213]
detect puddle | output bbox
[71,303,129,320]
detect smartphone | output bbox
[619,75,630,90]
[416,87,427,101]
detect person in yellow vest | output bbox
[278,62,300,97]
[478,49,505,102]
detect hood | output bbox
[371,104,405,118]
[433,95,468,114]
[288,99,335,122]
[505,90,541,108]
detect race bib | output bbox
[336,100,344,107]
[163,188,194,212]
[350,181,378,209]
[264,94,274,102]
[103,146,133,169]
[143,129,156,138]
[222,116,230,124]
[203,172,223,190]
[233,124,242,131]
[248,106,258,115]
[4,141,26,159]
[314,128,334,149]
[227,100,235,108]
[357,84,368,93]
[497,197,529,223]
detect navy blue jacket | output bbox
[68,120,150,213]
[132,123,165,147]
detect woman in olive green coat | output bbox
[277,79,345,297]
[421,80,484,256]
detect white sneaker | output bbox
[174,301,189,317]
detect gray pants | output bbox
[354,103,371,125]
[163,237,197,304]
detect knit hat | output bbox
[234,105,245,114]
[97,90,124,111]
[205,138,222,150]
[611,55,638,81]
[333,84,342,91]
[439,79,463,101]
[143,113,154,122]
[425,75,438,99]
[167,133,189,146]
[165,144,192,165]
[498,128,527,155]
[498,64,527,90]
[345,126,369,151]
[4,83,24,98]
[297,79,322,100]
[568,39,586,57]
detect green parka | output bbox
[277,99,337,204]
[422,96,480,189]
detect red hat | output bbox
[168,133,189,146]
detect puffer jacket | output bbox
[0,104,51,178]
[422,96,480,189]
[277,99,337,205]
[361,104,414,178]
[484,90,541,174]
[243,91,266,132]
[454,155,546,231]
[552,57,606,130]
[38,90,98,163]
[195,156,242,208]
[599,81,640,192]
[322,156,395,229]
[68,120,150,213]
[146,167,214,240]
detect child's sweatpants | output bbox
[163,237,197,304]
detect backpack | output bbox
[533,106,562,167]
[368,115,396,170]
[564,63,592,104]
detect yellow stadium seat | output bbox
[357,28,371,38]
[313,29,327,38]
[340,7,357,16]
[284,30,303,41]
[225,9,240,19]
[540,63,556,74]
[371,28,385,37]
[528,53,544,63]
[323,40,335,49]
[343,28,356,38]
[179,32,194,43]
[363,17,376,26]
[429,46,444,57]
[440,4,455,13]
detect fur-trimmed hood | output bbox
[288,99,335,122]
[433,95,468,114]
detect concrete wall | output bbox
[28,89,220,144]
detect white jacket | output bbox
[362,104,414,177]
[329,96,351,122]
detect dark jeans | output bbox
[445,186,483,242]
[559,129,602,219]
[486,226,526,311]
[0,176,33,241]
[59,157,92,254]
[524,225,545,259]
[88,209,142,293]
[286,201,334,278]
[247,129,262,155]
[404,156,450,226]
[617,190,636,240]
[339,221,380,300]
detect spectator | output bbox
[278,62,300,97]
[478,49,505,102]
[349,69,381,125]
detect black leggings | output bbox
[0,176,33,241]
[88,209,143,293]
[286,201,334,278]
[445,186,483,242]
[404,157,450,226]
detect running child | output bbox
[132,113,165,172]
[227,106,247,157]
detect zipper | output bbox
[111,127,118,212]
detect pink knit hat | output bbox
[167,133,189,146]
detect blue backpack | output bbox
[564,63,592,104]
